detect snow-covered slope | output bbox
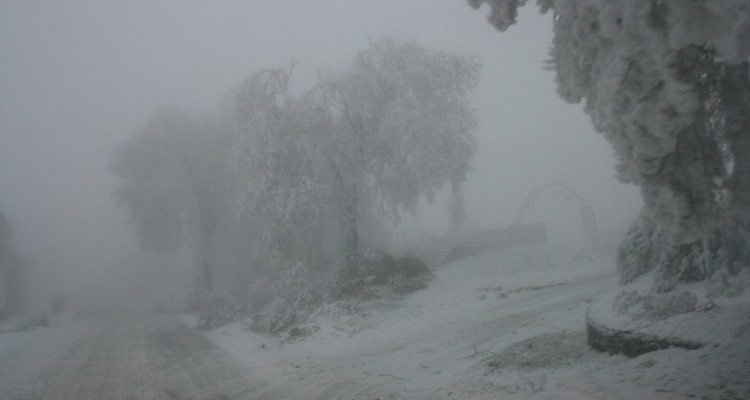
[202,238,750,399]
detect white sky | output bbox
[0,0,641,308]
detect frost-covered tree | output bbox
[468,0,750,293]
[111,109,236,292]
[231,40,480,273]
[230,66,335,269]
[312,39,480,272]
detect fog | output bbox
[0,1,641,314]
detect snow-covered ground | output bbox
[0,314,94,398]
[0,312,271,399]
[198,238,750,400]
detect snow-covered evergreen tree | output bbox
[468,0,750,293]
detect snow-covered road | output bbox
[206,242,628,400]
[0,313,269,400]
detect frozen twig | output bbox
[378,373,405,380]
[461,344,498,360]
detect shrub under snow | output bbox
[244,262,327,338]
[191,291,245,330]
[240,253,433,339]
[613,289,706,320]
[333,251,433,299]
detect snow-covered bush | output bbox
[14,314,49,332]
[241,254,432,339]
[192,291,245,330]
[333,252,432,299]
[613,290,708,320]
[361,252,431,285]
[617,212,659,284]
[707,267,750,298]
[245,261,327,337]
[617,211,710,290]
[618,210,750,293]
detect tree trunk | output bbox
[193,215,214,294]
[448,179,467,231]
[722,62,750,221]
[342,186,360,275]
[7,263,24,315]
[330,159,361,276]
[201,264,213,292]
[184,161,216,294]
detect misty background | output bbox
[0,1,640,313]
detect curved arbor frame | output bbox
[517,181,600,242]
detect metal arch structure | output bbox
[516,181,600,242]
